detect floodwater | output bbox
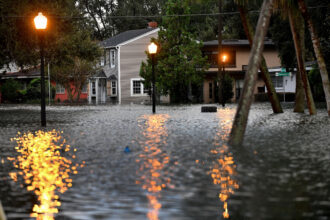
[0,103,329,220]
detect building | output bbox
[0,65,88,103]
[202,39,297,103]
[90,22,164,104]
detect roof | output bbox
[203,39,275,47]
[91,69,107,78]
[0,67,40,79]
[100,28,158,48]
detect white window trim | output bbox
[110,80,117,97]
[100,56,105,66]
[56,83,65,94]
[130,78,148,97]
[110,49,115,68]
[81,83,88,94]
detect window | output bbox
[209,82,213,99]
[204,50,236,68]
[100,56,105,66]
[92,81,96,95]
[82,83,88,93]
[56,83,65,94]
[110,50,115,68]
[131,78,148,96]
[111,81,117,96]
[258,86,265,93]
[271,75,283,88]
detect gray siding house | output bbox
[88,26,159,104]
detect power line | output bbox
[1,5,328,19]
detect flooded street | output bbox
[0,104,329,220]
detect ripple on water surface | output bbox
[0,104,330,220]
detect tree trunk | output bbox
[288,8,316,115]
[229,0,274,146]
[294,63,305,112]
[290,10,305,113]
[298,0,330,116]
[238,6,283,113]
[218,0,225,106]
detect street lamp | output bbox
[221,54,227,106]
[34,12,47,126]
[148,42,158,114]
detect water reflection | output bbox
[136,114,171,220]
[210,108,239,218]
[7,130,83,220]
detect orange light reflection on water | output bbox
[136,114,171,220]
[209,108,239,219]
[8,130,83,220]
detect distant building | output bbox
[0,65,88,103]
[201,39,297,103]
[91,22,167,104]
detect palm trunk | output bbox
[298,0,330,116]
[229,0,274,146]
[288,8,316,115]
[238,6,283,113]
[218,0,225,106]
[294,63,305,112]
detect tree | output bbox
[75,0,117,40]
[236,2,283,113]
[51,30,101,102]
[0,0,79,68]
[229,0,275,146]
[0,79,22,103]
[288,7,316,115]
[140,0,209,103]
[52,57,96,102]
[269,14,305,113]
[297,0,330,116]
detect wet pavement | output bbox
[0,103,329,220]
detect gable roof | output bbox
[100,28,158,48]
[91,69,107,78]
[203,39,275,47]
[0,67,40,79]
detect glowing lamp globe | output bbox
[34,12,47,30]
[222,54,227,63]
[148,42,158,54]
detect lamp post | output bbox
[221,54,227,106]
[34,12,47,127]
[148,42,158,114]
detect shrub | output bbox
[0,79,22,102]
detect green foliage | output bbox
[0,0,80,67]
[140,0,209,103]
[0,79,22,102]
[308,66,325,101]
[52,57,96,102]
[25,78,54,100]
[76,0,166,40]
[223,74,234,103]
[269,15,297,69]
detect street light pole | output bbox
[34,12,48,127]
[221,54,227,107]
[40,35,46,126]
[151,54,156,114]
[148,42,158,114]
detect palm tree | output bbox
[297,0,330,116]
[229,0,275,146]
[236,4,283,113]
[288,7,316,114]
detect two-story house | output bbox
[202,39,297,103]
[89,22,160,104]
